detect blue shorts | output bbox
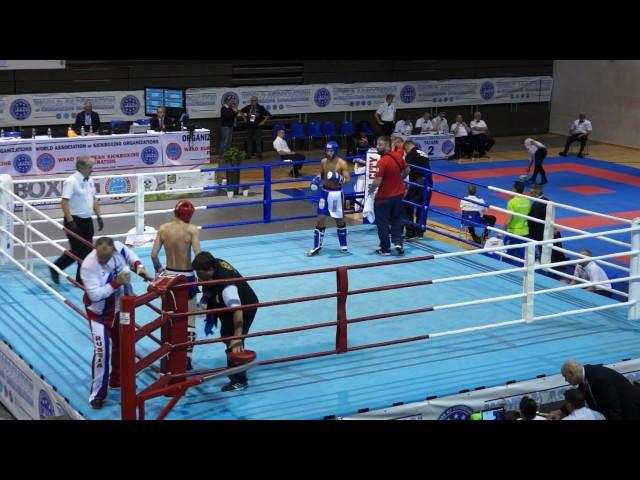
[165,269,200,299]
[318,188,344,219]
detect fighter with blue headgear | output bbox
[307,140,351,256]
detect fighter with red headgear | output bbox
[151,199,202,369]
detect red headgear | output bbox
[175,200,195,223]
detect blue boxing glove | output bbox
[204,313,218,336]
[310,175,322,191]
[327,171,345,184]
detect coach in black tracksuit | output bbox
[403,140,432,239]
[192,251,259,392]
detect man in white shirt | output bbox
[394,115,413,136]
[570,249,612,297]
[415,112,434,134]
[469,111,495,158]
[375,94,397,136]
[431,111,448,134]
[524,138,548,185]
[80,236,148,409]
[559,112,592,158]
[561,388,606,420]
[451,114,472,160]
[459,184,496,243]
[273,128,304,177]
[50,156,103,285]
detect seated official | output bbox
[459,184,496,244]
[150,106,175,131]
[561,389,605,420]
[414,112,434,134]
[518,397,546,420]
[469,111,495,158]
[394,115,413,136]
[273,128,303,177]
[570,249,612,297]
[450,115,472,159]
[559,112,592,158]
[74,101,101,134]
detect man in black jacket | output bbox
[192,251,259,392]
[549,360,640,420]
[74,101,101,134]
[402,140,432,240]
[218,95,239,156]
[240,96,270,160]
[527,184,549,260]
[149,106,175,131]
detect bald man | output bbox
[151,200,202,370]
[548,360,640,420]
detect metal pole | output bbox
[540,202,555,266]
[135,175,145,236]
[120,295,137,420]
[263,165,272,223]
[629,217,640,321]
[523,243,536,323]
[336,267,349,353]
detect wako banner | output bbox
[0,76,552,127]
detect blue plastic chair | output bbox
[290,122,306,150]
[322,121,338,142]
[360,120,376,138]
[460,210,484,243]
[135,118,150,126]
[273,123,286,139]
[307,122,324,150]
[110,120,126,129]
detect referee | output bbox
[50,156,104,285]
[375,94,397,137]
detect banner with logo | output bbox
[0,90,145,127]
[0,130,210,177]
[407,133,455,158]
[0,76,552,127]
[0,340,84,419]
[338,359,640,420]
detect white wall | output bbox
[550,60,640,148]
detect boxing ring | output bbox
[1,157,639,420]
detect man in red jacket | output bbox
[368,136,411,255]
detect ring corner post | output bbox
[120,294,138,420]
[336,267,349,353]
[629,217,640,321]
[167,278,189,380]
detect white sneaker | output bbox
[307,248,321,256]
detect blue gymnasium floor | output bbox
[1,225,639,419]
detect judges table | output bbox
[0,129,211,177]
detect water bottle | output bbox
[89,125,93,135]
[81,125,85,137]
[47,127,52,138]
[32,127,36,137]
[68,126,72,137]
[1,129,4,138]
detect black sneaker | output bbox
[307,247,322,257]
[49,266,60,284]
[90,398,104,410]
[186,358,193,371]
[375,249,391,256]
[577,153,584,158]
[558,151,567,157]
[221,381,248,392]
[395,245,405,255]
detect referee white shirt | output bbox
[432,116,449,134]
[394,119,413,136]
[460,195,487,215]
[376,102,396,122]
[62,170,96,218]
[525,138,545,156]
[562,406,605,420]
[571,119,592,135]
[573,261,611,291]
[415,117,433,133]
[273,135,292,154]
[451,121,469,138]
[469,119,489,136]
